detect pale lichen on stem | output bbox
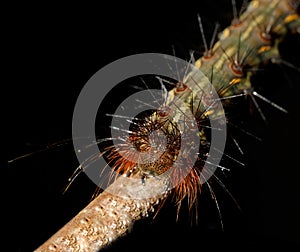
[35,176,169,251]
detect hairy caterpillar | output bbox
[5,0,300,251]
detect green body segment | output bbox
[195,0,300,97]
[136,0,300,181]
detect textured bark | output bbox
[35,175,168,251]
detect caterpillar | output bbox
[6,0,300,251]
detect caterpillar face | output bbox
[101,74,216,207]
[107,112,182,178]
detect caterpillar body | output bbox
[6,0,299,251]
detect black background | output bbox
[3,1,300,251]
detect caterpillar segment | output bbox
[196,0,300,98]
